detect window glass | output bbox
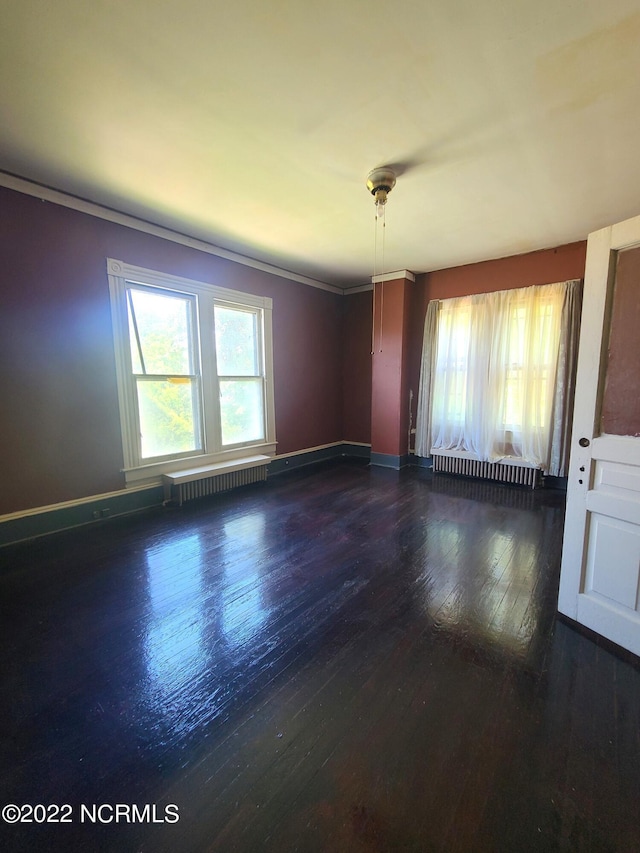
[219,379,264,445]
[137,378,200,459]
[214,306,258,376]
[128,288,194,376]
[126,286,201,460]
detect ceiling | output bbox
[2,0,640,289]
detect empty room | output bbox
[1,2,640,851]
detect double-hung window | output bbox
[214,304,265,446]
[108,260,276,485]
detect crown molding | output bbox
[0,171,344,295]
[371,270,416,284]
[343,282,374,294]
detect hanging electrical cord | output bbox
[371,203,378,354]
[379,201,385,352]
[366,167,396,355]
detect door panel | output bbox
[558,215,640,657]
[587,517,640,606]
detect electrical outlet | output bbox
[92,510,101,520]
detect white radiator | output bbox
[432,452,540,488]
[163,455,270,505]
[173,466,268,505]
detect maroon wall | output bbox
[601,245,640,436]
[342,291,372,444]
[415,242,587,303]
[407,242,588,441]
[370,278,412,457]
[0,187,343,515]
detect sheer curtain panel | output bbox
[414,300,439,457]
[415,280,581,476]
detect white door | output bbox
[558,213,640,657]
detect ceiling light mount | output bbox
[366,166,397,208]
[366,166,397,354]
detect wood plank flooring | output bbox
[0,460,638,852]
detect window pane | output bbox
[137,378,201,459]
[433,303,470,426]
[219,379,264,445]
[214,306,258,376]
[128,288,194,375]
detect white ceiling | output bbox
[2,0,640,288]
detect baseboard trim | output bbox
[369,452,411,470]
[0,442,373,546]
[269,442,371,475]
[544,475,568,491]
[411,455,433,469]
[0,486,164,548]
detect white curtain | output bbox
[415,280,582,475]
[548,280,582,476]
[414,299,440,457]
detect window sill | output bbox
[162,454,271,485]
[123,442,277,487]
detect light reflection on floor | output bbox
[143,533,208,726]
[221,512,267,648]
[141,513,268,733]
[421,499,553,656]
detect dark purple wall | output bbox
[0,187,344,514]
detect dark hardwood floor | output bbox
[0,461,638,852]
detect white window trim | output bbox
[107,259,276,486]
